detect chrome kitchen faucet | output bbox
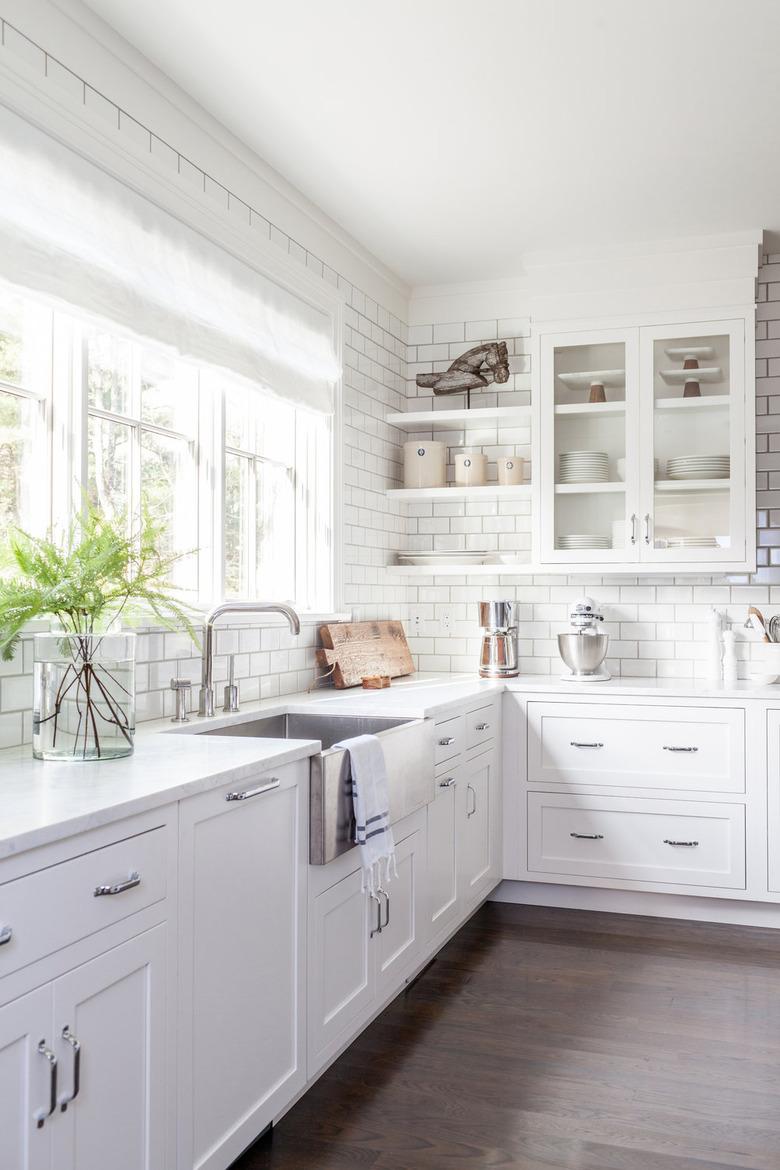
[197,601,301,718]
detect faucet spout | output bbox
[198,601,301,717]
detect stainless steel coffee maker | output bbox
[478,600,519,678]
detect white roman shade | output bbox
[0,103,340,412]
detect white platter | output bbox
[659,367,723,385]
[557,369,625,389]
[663,346,716,361]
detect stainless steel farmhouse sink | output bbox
[200,712,435,864]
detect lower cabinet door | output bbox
[426,777,459,940]
[308,865,375,1074]
[375,829,426,1002]
[458,756,494,902]
[53,925,168,1170]
[0,985,53,1170]
[178,764,307,1170]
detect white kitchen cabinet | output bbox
[458,750,498,904]
[0,985,52,1170]
[535,311,754,573]
[374,828,425,1001]
[0,926,167,1170]
[427,771,459,940]
[177,762,307,1170]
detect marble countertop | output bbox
[2,669,779,860]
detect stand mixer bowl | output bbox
[557,632,609,677]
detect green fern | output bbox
[0,506,199,662]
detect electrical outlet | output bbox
[439,607,453,634]
[409,609,425,633]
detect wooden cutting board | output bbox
[316,620,414,689]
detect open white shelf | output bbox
[655,479,730,493]
[386,484,531,502]
[554,401,626,417]
[659,367,723,385]
[386,405,531,431]
[554,481,625,494]
[389,561,536,576]
[655,394,730,411]
[557,369,625,389]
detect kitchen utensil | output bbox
[558,597,610,681]
[497,456,524,485]
[454,451,487,486]
[478,600,519,678]
[745,606,770,643]
[403,441,446,488]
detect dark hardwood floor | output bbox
[235,902,780,1170]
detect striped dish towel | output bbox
[335,734,397,896]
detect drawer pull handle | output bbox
[570,832,604,840]
[0,925,12,946]
[59,1026,81,1112]
[664,839,699,848]
[663,746,699,753]
[466,784,477,818]
[379,888,390,929]
[438,736,456,746]
[369,892,382,938]
[225,778,280,801]
[475,723,490,732]
[34,1041,57,1128]
[94,871,140,898]
[570,741,603,749]
[439,777,457,788]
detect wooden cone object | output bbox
[588,381,606,404]
[682,356,701,398]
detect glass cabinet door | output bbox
[539,329,639,564]
[639,321,746,564]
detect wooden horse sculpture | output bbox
[416,341,510,407]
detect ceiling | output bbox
[81,0,780,287]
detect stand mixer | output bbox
[558,597,610,682]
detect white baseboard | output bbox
[490,880,780,929]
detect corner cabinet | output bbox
[533,311,755,573]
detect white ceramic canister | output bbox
[497,456,524,486]
[454,450,487,486]
[403,440,446,489]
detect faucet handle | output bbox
[223,655,240,714]
[170,677,192,723]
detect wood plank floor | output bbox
[235,902,780,1170]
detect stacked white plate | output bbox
[558,451,609,484]
[557,534,612,551]
[666,455,730,481]
[397,550,492,565]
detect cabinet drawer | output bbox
[465,704,497,753]
[528,792,745,889]
[435,714,465,765]
[527,702,744,793]
[0,827,167,977]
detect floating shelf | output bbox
[554,481,625,494]
[386,484,532,502]
[386,405,531,431]
[659,367,723,385]
[557,369,625,389]
[554,401,626,418]
[655,479,730,493]
[664,346,715,361]
[388,561,536,576]
[655,394,730,411]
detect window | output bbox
[0,281,335,612]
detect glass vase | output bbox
[33,632,136,761]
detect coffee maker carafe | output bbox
[478,601,519,678]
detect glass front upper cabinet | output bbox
[537,316,752,571]
[639,321,746,564]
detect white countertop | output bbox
[1,669,779,860]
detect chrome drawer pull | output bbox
[379,889,390,930]
[59,1026,81,1112]
[466,783,477,818]
[438,777,457,788]
[225,778,280,801]
[0,924,12,946]
[664,839,699,848]
[369,893,382,938]
[438,736,456,746]
[644,512,652,545]
[570,832,604,840]
[663,746,699,753]
[475,723,490,732]
[570,741,603,749]
[94,871,140,897]
[34,1041,57,1128]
